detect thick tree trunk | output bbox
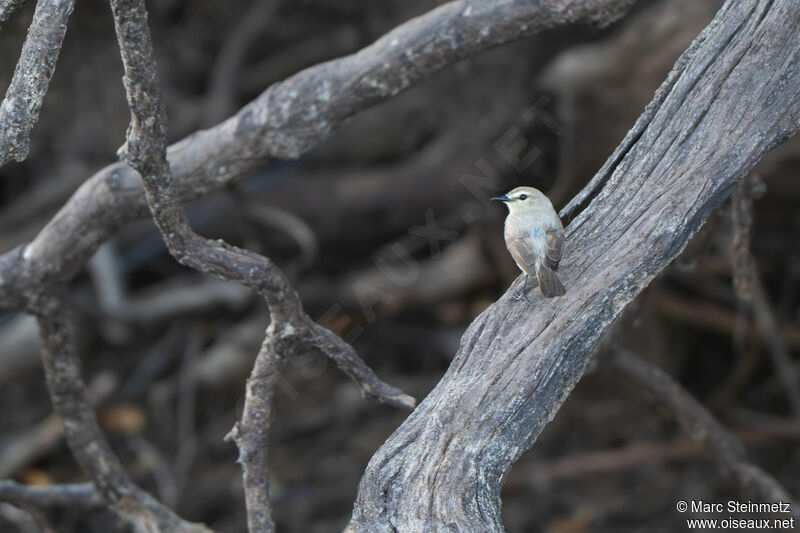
[350,0,800,530]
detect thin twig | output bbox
[603,349,798,517]
[0,0,75,164]
[728,175,800,414]
[243,204,319,274]
[126,435,180,509]
[224,333,282,533]
[730,174,765,301]
[107,0,414,529]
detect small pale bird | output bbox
[492,186,566,300]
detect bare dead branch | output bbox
[0,0,637,315]
[34,294,211,533]
[730,174,765,301]
[726,174,800,413]
[223,334,281,533]
[751,274,800,414]
[107,0,414,401]
[350,0,800,529]
[4,0,790,529]
[0,0,75,164]
[0,481,101,508]
[107,0,415,529]
[603,349,797,515]
[243,205,319,273]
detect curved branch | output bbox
[350,0,800,530]
[108,0,414,529]
[35,295,211,533]
[0,0,636,314]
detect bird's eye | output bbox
[519,194,528,200]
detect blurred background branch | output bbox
[0,0,798,531]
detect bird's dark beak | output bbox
[491,194,511,202]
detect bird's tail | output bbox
[537,263,566,298]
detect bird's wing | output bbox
[505,228,537,274]
[544,227,564,271]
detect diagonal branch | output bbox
[350,0,800,530]
[0,0,637,316]
[751,273,800,414]
[729,175,800,413]
[34,294,211,533]
[107,0,413,530]
[602,349,797,517]
[0,0,75,164]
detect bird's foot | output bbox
[511,291,533,306]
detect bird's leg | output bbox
[511,274,533,306]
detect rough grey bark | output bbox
[349,0,800,530]
[0,0,637,315]
[0,0,75,164]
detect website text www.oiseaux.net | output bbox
[676,500,795,530]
